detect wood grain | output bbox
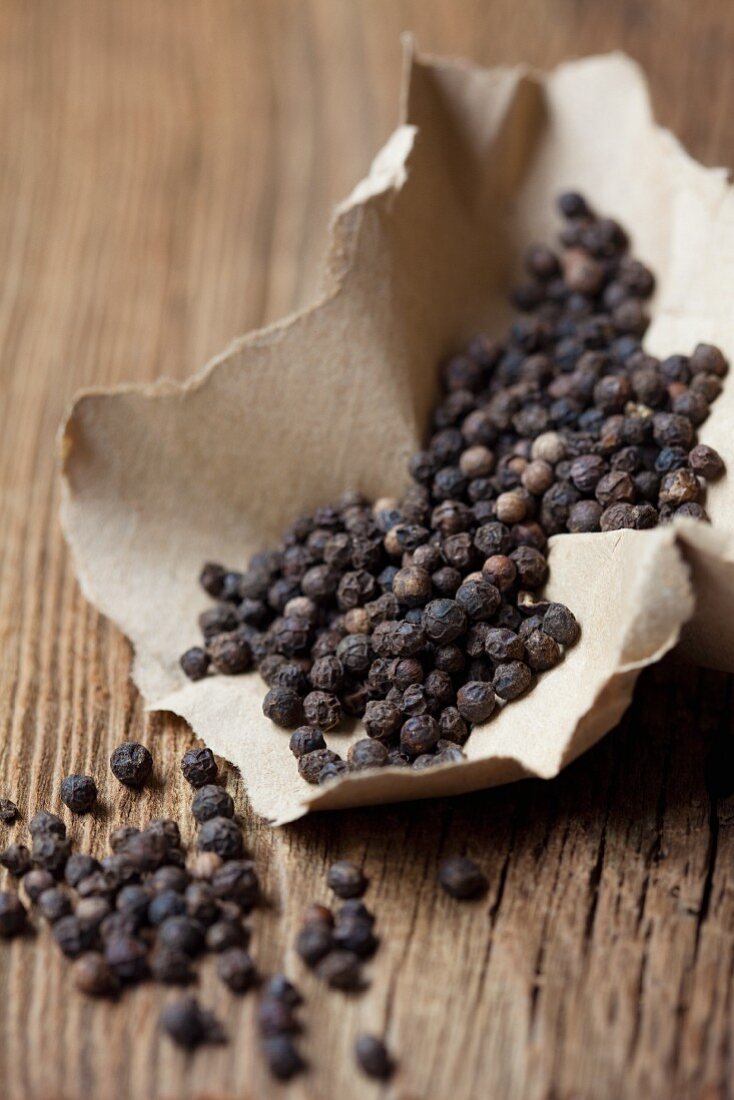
[1,2,734,1097]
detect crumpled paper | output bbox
[59,44,734,825]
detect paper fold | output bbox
[59,47,734,823]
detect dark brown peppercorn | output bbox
[158,916,206,956]
[295,921,334,966]
[180,646,211,681]
[315,948,363,991]
[60,774,97,814]
[327,860,367,899]
[1,843,31,877]
[262,1035,306,1080]
[150,946,195,985]
[347,739,389,770]
[217,947,257,993]
[493,661,532,700]
[298,748,341,785]
[22,868,55,902]
[109,742,153,787]
[191,784,235,824]
[37,887,72,923]
[355,1035,394,1080]
[303,690,343,731]
[206,919,249,953]
[32,834,71,876]
[524,630,562,671]
[0,890,26,937]
[73,951,119,996]
[543,603,581,646]
[210,860,260,908]
[289,726,327,758]
[438,855,487,899]
[400,715,440,757]
[689,444,725,480]
[53,914,96,957]
[262,686,303,728]
[105,934,148,983]
[456,681,496,723]
[29,810,66,839]
[0,798,19,824]
[180,746,218,788]
[160,997,226,1049]
[196,817,243,860]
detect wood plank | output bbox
[1,2,733,1097]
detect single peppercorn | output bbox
[456,681,496,723]
[73,951,119,996]
[109,742,153,787]
[217,947,257,993]
[438,856,488,899]
[262,1034,307,1081]
[180,746,218,787]
[0,890,26,937]
[60,774,98,814]
[326,860,367,899]
[1,843,31,877]
[196,817,243,861]
[354,1034,394,1080]
[160,997,226,1049]
[191,784,235,824]
[0,798,19,824]
[180,646,211,681]
[316,949,363,990]
[262,686,303,728]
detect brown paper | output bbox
[59,45,734,824]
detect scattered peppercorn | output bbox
[109,742,153,787]
[438,856,488,899]
[217,947,257,993]
[60,774,98,814]
[191,785,235,824]
[354,1034,394,1080]
[326,860,367,899]
[180,746,218,787]
[0,798,19,824]
[160,997,226,1049]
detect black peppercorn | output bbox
[160,997,226,1048]
[180,746,218,788]
[0,798,19,824]
[29,810,66,838]
[456,681,496,723]
[400,715,440,757]
[315,949,363,990]
[217,947,257,993]
[438,855,487,899]
[73,951,119,996]
[60,774,98,814]
[289,726,327,758]
[191,784,235,824]
[0,890,26,937]
[354,1034,394,1080]
[37,887,72,923]
[180,646,211,681]
[109,742,153,787]
[150,945,195,985]
[105,934,148,983]
[262,1034,306,1080]
[295,921,334,966]
[326,860,367,899]
[298,748,341,785]
[262,686,303,728]
[196,817,243,860]
[1,843,31,877]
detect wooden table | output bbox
[1,3,733,1098]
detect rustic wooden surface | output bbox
[1,2,734,1098]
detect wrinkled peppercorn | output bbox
[0,798,19,824]
[1,843,31,877]
[180,746,218,788]
[109,742,153,787]
[60,774,98,814]
[191,785,235,824]
[196,817,243,860]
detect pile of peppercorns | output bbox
[0,745,403,1082]
[181,194,726,783]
